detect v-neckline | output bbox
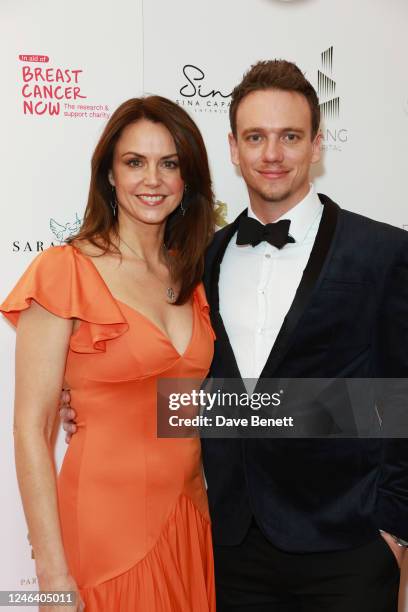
[71,245,196,358]
[115,297,196,358]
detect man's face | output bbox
[229,89,321,216]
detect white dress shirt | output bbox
[219,185,323,379]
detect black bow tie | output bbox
[236,216,295,249]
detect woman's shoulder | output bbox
[32,240,111,272]
[1,242,128,345]
[1,243,104,317]
[27,242,100,270]
[4,245,78,287]
[33,243,75,262]
[0,245,82,323]
[68,238,107,258]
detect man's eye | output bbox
[247,134,262,143]
[283,133,299,143]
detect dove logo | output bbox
[12,213,82,253]
[49,213,82,243]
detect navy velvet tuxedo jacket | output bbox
[201,194,408,553]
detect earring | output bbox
[110,186,117,218]
[180,184,188,217]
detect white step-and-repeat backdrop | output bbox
[1,0,407,606]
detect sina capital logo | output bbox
[177,65,232,115]
[317,46,348,153]
[318,46,340,120]
[12,213,82,253]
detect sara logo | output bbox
[12,213,82,253]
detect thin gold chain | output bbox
[119,236,177,303]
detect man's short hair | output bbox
[229,60,320,139]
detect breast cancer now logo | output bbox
[19,53,86,116]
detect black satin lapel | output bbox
[259,195,341,379]
[205,210,247,379]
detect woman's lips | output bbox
[137,194,166,206]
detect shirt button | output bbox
[257,328,263,334]
[258,289,265,294]
[265,254,271,259]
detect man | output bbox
[61,60,408,611]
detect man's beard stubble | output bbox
[253,185,293,204]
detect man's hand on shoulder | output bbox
[58,389,77,443]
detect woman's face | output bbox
[109,118,184,226]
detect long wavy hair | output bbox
[69,96,215,304]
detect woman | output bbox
[1,96,216,611]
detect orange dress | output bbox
[1,245,216,612]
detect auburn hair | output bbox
[229,60,320,139]
[69,96,215,304]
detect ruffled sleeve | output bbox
[0,245,128,353]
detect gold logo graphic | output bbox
[214,200,229,228]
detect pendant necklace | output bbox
[119,236,177,303]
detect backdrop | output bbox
[1,0,407,605]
